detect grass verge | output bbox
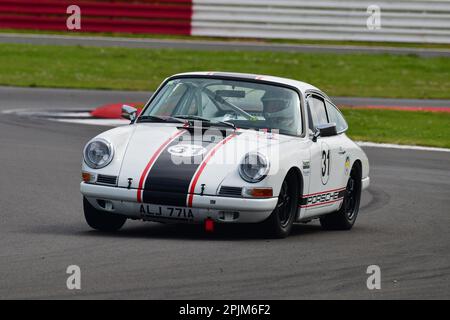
[0,43,449,99]
[341,109,450,148]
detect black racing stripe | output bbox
[300,197,308,206]
[142,136,216,206]
[300,188,346,207]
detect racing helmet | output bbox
[261,88,293,121]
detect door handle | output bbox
[338,147,346,155]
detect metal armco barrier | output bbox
[0,0,449,43]
[191,0,450,43]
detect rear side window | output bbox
[307,95,328,131]
[325,100,348,133]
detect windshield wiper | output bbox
[137,115,185,123]
[174,115,210,122]
[174,115,236,130]
[214,120,236,130]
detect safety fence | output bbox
[0,0,449,43]
[0,0,192,35]
[191,0,450,43]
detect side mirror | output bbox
[121,104,137,121]
[312,123,338,142]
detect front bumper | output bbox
[362,176,370,190]
[80,182,277,223]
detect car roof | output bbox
[170,71,322,95]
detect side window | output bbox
[307,95,328,131]
[325,100,348,133]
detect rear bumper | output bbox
[80,182,277,223]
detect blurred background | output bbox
[0,0,449,43]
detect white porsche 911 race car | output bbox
[81,72,369,238]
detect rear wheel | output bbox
[263,173,299,238]
[83,197,126,232]
[320,165,361,230]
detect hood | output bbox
[118,123,292,206]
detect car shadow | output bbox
[81,221,326,241]
[24,221,325,241]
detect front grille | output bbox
[96,175,118,186]
[219,186,243,197]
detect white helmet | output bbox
[262,89,292,120]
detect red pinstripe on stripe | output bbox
[301,186,346,198]
[137,130,185,203]
[186,133,237,207]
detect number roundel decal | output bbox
[321,142,330,185]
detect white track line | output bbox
[2,109,91,118]
[356,141,450,153]
[55,118,129,126]
[44,111,92,117]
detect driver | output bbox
[261,88,295,130]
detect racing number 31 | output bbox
[321,143,330,185]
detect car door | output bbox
[324,99,350,189]
[304,94,347,215]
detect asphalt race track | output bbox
[1,33,450,57]
[0,87,449,299]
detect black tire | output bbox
[263,173,299,238]
[83,197,126,232]
[320,165,361,230]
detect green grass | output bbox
[0,43,449,99]
[341,109,450,148]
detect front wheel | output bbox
[83,197,126,232]
[262,174,299,238]
[320,166,361,230]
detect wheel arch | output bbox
[286,166,303,194]
[285,166,303,220]
[352,159,363,179]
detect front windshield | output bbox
[141,77,302,136]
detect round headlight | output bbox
[239,153,270,183]
[84,139,114,169]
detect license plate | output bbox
[139,204,195,221]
